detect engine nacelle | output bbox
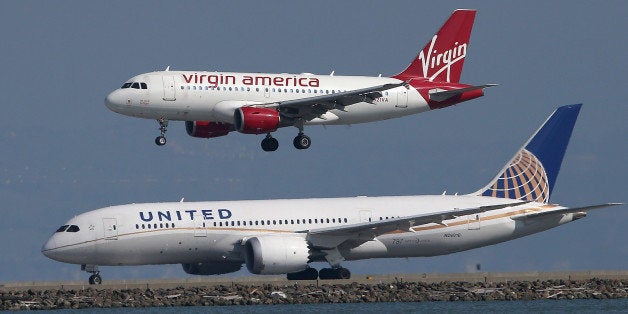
[234,107,280,134]
[185,121,234,139]
[181,261,242,275]
[244,236,310,274]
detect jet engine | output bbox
[234,107,280,134]
[185,121,234,138]
[244,236,311,274]
[181,261,242,275]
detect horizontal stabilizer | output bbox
[511,203,623,220]
[429,84,497,102]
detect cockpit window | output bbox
[122,82,148,89]
[67,225,80,232]
[56,225,69,232]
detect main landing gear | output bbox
[155,118,168,146]
[286,266,351,280]
[293,132,311,150]
[82,264,102,285]
[261,134,279,152]
[259,132,311,151]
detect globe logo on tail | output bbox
[481,149,550,203]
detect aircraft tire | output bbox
[293,134,311,150]
[261,137,278,151]
[155,136,167,146]
[287,267,318,280]
[318,268,334,279]
[337,267,351,279]
[318,267,350,279]
[88,274,102,285]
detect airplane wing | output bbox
[257,81,409,121]
[301,200,528,249]
[428,84,497,102]
[510,203,623,220]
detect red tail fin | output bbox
[393,9,476,83]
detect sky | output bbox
[0,1,626,282]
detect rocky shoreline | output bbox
[1,278,626,310]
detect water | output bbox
[6,299,626,313]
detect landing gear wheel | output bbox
[88,274,102,285]
[336,267,351,279]
[155,118,169,146]
[318,268,334,280]
[155,136,167,146]
[287,267,319,280]
[261,134,279,152]
[293,133,311,150]
[318,267,351,280]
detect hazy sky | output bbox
[0,1,625,282]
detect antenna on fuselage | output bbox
[165,66,170,71]
[330,70,335,76]
[179,198,184,203]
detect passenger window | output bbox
[121,83,132,89]
[56,225,69,232]
[140,83,147,89]
[67,225,80,232]
[131,82,140,89]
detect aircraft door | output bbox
[162,75,176,101]
[395,89,408,108]
[103,218,118,240]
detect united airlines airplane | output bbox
[43,104,619,284]
[104,9,495,151]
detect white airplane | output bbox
[104,9,495,151]
[43,104,620,284]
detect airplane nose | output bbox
[104,90,125,112]
[41,237,57,258]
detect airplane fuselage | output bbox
[105,71,429,125]
[43,195,575,267]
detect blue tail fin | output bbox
[476,104,582,203]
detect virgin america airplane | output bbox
[104,9,494,151]
[43,104,619,284]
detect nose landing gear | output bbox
[82,264,102,285]
[155,118,168,146]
